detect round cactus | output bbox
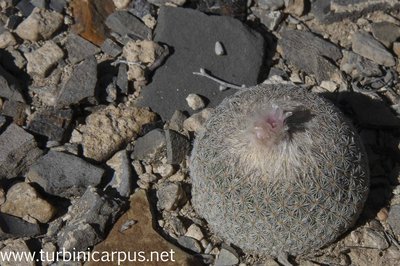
[190,84,369,256]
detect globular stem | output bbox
[193,68,247,91]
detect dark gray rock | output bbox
[340,50,382,78]
[166,129,189,165]
[157,181,186,211]
[195,0,248,20]
[101,38,122,57]
[105,11,151,40]
[57,187,124,251]
[0,65,25,102]
[257,0,285,10]
[311,0,400,24]
[49,0,67,12]
[1,100,28,126]
[16,0,35,17]
[388,205,400,236]
[0,123,42,179]
[65,34,100,64]
[27,107,73,142]
[106,150,132,197]
[252,9,283,31]
[280,30,342,82]
[57,56,97,106]
[371,22,400,48]
[30,0,47,8]
[116,63,128,94]
[6,15,23,30]
[169,110,187,132]
[0,213,41,240]
[215,244,240,266]
[177,236,203,253]
[128,0,156,18]
[138,7,265,120]
[25,150,104,197]
[131,129,166,162]
[352,31,395,67]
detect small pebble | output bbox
[377,207,388,221]
[215,41,225,56]
[186,94,206,111]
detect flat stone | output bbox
[15,7,63,41]
[56,56,97,107]
[371,22,400,48]
[27,107,73,142]
[1,182,56,223]
[156,181,186,211]
[311,0,400,24]
[131,128,166,162]
[88,189,201,266]
[106,150,132,197]
[388,205,400,236]
[0,123,42,179]
[128,0,156,19]
[16,0,35,16]
[183,108,213,133]
[1,100,28,126]
[25,41,64,78]
[70,0,115,46]
[57,187,124,251]
[185,223,204,241]
[6,15,23,30]
[166,129,189,165]
[25,150,104,197]
[138,7,265,120]
[252,9,283,31]
[65,33,101,64]
[168,110,187,132]
[0,64,25,102]
[101,38,122,57]
[116,63,128,94]
[0,213,41,240]
[352,31,395,66]
[50,0,67,13]
[195,0,248,20]
[340,50,382,78]
[81,104,156,161]
[177,236,203,253]
[31,0,47,8]
[215,245,239,266]
[105,10,151,40]
[280,30,342,82]
[257,0,285,10]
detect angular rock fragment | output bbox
[0,213,41,240]
[139,7,265,120]
[106,150,132,197]
[15,7,63,41]
[157,181,186,211]
[165,129,189,164]
[65,33,101,64]
[0,123,42,179]
[352,31,395,67]
[81,104,156,161]
[25,41,64,78]
[388,205,400,236]
[25,150,104,197]
[0,65,25,102]
[116,63,128,94]
[311,0,400,24]
[70,0,116,45]
[105,10,152,40]
[1,182,56,223]
[0,239,34,266]
[340,50,382,78]
[57,56,97,106]
[371,22,400,48]
[1,100,28,126]
[280,30,342,82]
[50,0,67,13]
[57,187,124,251]
[27,107,73,142]
[131,128,166,162]
[101,38,122,57]
[0,31,17,49]
[16,0,35,16]
[88,189,201,266]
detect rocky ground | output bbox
[0,0,400,265]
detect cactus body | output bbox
[190,84,369,256]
